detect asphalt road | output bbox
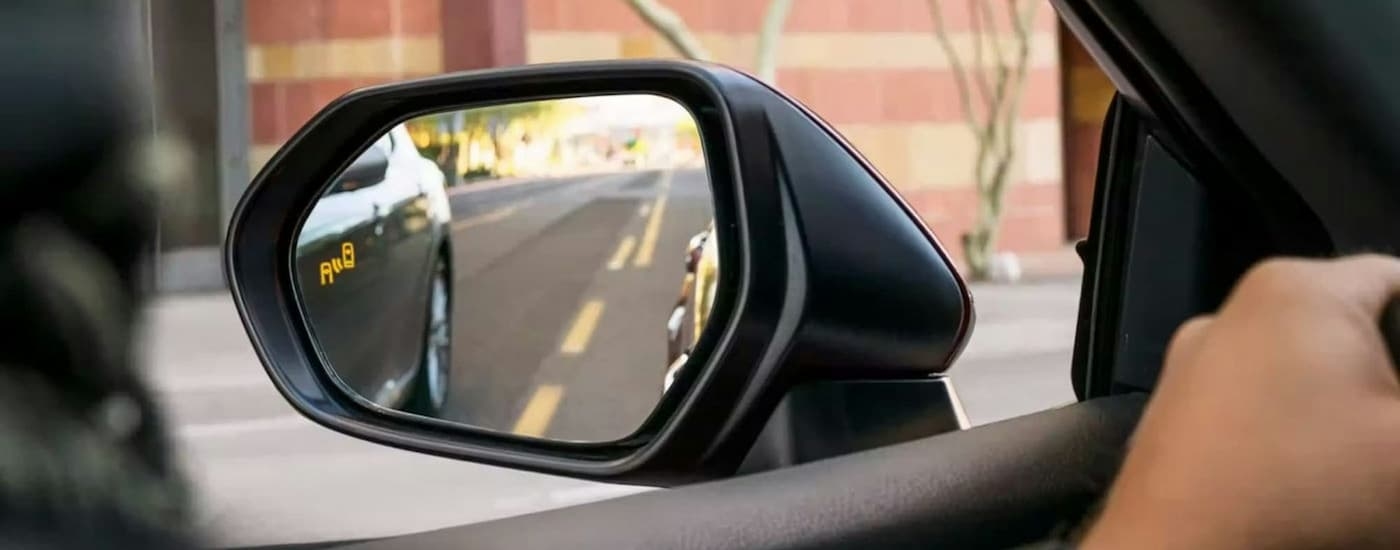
[145,199,1079,546]
[440,168,713,442]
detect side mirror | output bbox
[225,60,972,485]
[329,139,389,194]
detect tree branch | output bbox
[987,0,1039,205]
[996,0,1038,160]
[967,0,992,108]
[979,65,1010,193]
[928,0,981,135]
[978,1,1007,72]
[625,0,713,61]
[979,2,1018,161]
[753,0,794,82]
[945,0,1040,278]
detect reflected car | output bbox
[664,220,718,392]
[294,124,454,416]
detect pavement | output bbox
[142,167,1081,546]
[439,168,710,442]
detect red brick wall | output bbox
[526,0,1068,265]
[245,0,447,169]
[243,0,1074,267]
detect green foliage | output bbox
[456,100,573,137]
[460,166,495,182]
[407,99,587,177]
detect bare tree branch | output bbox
[930,0,1041,279]
[987,0,1038,214]
[967,0,992,107]
[626,0,713,61]
[981,61,1013,190]
[753,0,794,82]
[928,0,980,135]
[996,1,1038,159]
[980,5,1017,159]
[978,1,1007,72]
[975,7,1008,196]
[979,66,1010,193]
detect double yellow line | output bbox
[510,171,672,439]
[609,170,672,270]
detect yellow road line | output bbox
[512,384,564,437]
[559,299,605,355]
[632,171,672,267]
[606,236,638,271]
[452,204,518,230]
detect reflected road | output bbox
[442,168,713,442]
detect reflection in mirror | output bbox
[292,94,717,443]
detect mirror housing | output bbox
[225,60,972,485]
[330,143,389,194]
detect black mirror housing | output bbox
[225,60,971,485]
[331,144,389,193]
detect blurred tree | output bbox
[466,101,549,174]
[674,116,701,159]
[408,100,580,181]
[928,0,1040,280]
[624,0,793,82]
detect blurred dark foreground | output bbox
[0,3,200,548]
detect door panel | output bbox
[327,395,1145,550]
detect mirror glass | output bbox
[292,94,718,443]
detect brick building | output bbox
[143,0,1113,290]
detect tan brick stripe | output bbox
[902,183,1067,256]
[247,0,442,44]
[250,144,281,175]
[247,36,443,82]
[528,31,1058,70]
[526,0,1059,34]
[836,118,1061,192]
[775,66,1059,125]
[251,77,397,147]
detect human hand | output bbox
[1081,255,1400,550]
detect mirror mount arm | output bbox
[738,377,967,474]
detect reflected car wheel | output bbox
[407,252,451,415]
